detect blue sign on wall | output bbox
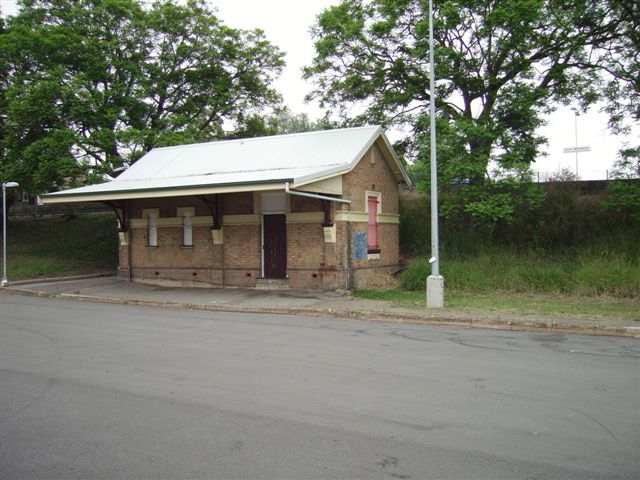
[353,232,368,260]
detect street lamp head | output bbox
[2,182,19,188]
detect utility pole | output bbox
[426,0,444,308]
[574,111,578,177]
[2,181,20,286]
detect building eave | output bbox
[39,179,292,204]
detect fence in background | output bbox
[8,202,113,218]
[532,169,622,182]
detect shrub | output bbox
[604,180,640,224]
[400,180,639,257]
[399,258,431,291]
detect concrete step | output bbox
[256,278,290,290]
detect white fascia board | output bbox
[40,182,289,204]
[293,173,343,195]
[376,132,413,189]
[345,125,384,174]
[291,165,350,187]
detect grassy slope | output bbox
[399,253,640,298]
[390,251,639,321]
[353,289,640,321]
[3,214,118,280]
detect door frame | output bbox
[261,213,287,279]
[260,192,288,279]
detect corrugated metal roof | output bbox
[41,126,410,202]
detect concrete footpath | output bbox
[3,274,639,338]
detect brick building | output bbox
[41,126,412,290]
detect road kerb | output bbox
[2,287,638,338]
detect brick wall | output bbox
[125,223,220,285]
[223,224,260,268]
[286,222,325,289]
[287,222,324,268]
[223,192,254,215]
[341,142,399,214]
[290,195,323,213]
[130,196,210,218]
[337,141,402,290]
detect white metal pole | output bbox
[2,184,7,286]
[2,182,19,286]
[574,111,579,178]
[426,0,444,308]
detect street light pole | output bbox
[2,181,20,286]
[574,110,579,178]
[563,110,590,177]
[426,0,444,308]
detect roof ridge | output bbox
[152,125,381,152]
[115,163,346,183]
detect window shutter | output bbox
[367,197,379,250]
[183,211,193,246]
[148,212,158,247]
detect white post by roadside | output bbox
[2,181,20,286]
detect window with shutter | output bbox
[367,196,380,253]
[183,211,193,246]
[148,211,158,247]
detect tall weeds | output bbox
[399,251,639,298]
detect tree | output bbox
[0,0,285,194]
[597,0,639,178]
[255,107,335,135]
[265,107,333,134]
[223,107,335,139]
[598,2,638,136]
[543,168,579,183]
[604,179,640,225]
[609,149,640,180]
[303,0,624,188]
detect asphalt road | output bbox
[1,293,638,479]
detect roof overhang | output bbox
[40,179,291,204]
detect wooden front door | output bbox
[263,214,287,279]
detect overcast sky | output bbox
[2,0,636,180]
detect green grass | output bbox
[360,247,640,320]
[400,251,640,298]
[2,214,118,280]
[353,289,640,321]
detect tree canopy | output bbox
[0,0,285,194]
[304,0,636,189]
[600,0,639,177]
[235,107,335,137]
